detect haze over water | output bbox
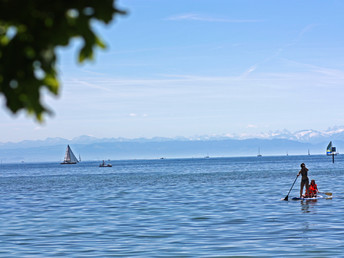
[1,155,343,256]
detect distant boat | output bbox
[99,160,112,167]
[61,145,79,164]
[327,141,338,163]
[326,141,338,156]
[326,141,337,156]
[257,147,262,157]
[308,149,310,156]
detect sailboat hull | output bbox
[60,162,78,164]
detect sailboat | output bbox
[61,145,79,164]
[257,147,262,157]
[327,141,338,163]
[326,141,337,156]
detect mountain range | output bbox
[1,127,344,162]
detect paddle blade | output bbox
[284,195,289,201]
[319,192,332,196]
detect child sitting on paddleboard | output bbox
[302,179,318,198]
[309,179,318,197]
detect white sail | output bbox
[61,145,79,164]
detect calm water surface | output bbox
[1,155,343,257]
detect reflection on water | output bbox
[300,199,318,213]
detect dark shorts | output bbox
[301,178,309,187]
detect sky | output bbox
[2,0,344,142]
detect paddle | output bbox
[284,175,299,201]
[319,192,332,196]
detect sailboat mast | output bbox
[257,147,262,157]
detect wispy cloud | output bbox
[34,126,44,131]
[240,65,257,78]
[129,113,148,118]
[287,24,317,48]
[69,79,115,93]
[281,59,344,79]
[65,67,344,96]
[239,24,317,79]
[167,13,262,23]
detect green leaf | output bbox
[0,0,126,120]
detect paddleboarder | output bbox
[298,163,309,198]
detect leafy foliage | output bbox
[0,0,125,120]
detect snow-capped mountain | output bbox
[187,126,344,143]
[2,127,344,162]
[263,127,344,143]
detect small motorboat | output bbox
[99,160,112,167]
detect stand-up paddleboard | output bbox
[291,195,332,201]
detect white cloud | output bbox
[70,79,115,93]
[129,113,149,118]
[166,13,262,23]
[240,65,257,78]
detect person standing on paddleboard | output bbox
[298,163,309,198]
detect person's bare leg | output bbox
[300,182,304,197]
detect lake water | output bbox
[1,155,343,257]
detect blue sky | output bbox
[2,0,344,142]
